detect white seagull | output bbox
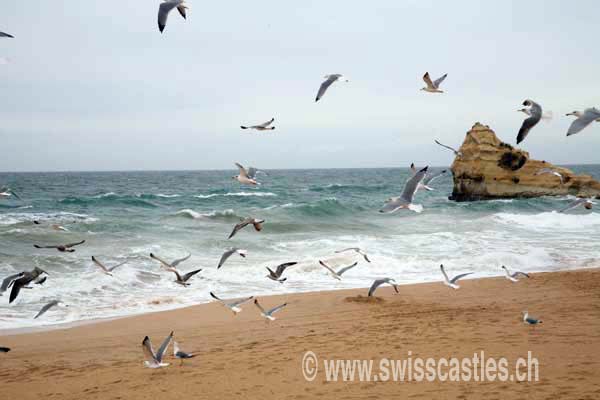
[558,198,595,213]
[217,248,247,269]
[315,74,348,102]
[522,311,542,325]
[421,72,447,93]
[150,252,191,272]
[534,168,564,184]
[0,187,22,200]
[210,291,254,315]
[142,331,173,368]
[380,166,428,213]
[367,278,399,297]
[157,0,188,33]
[566,107,600,137]
[517,99,542,144]
[417,167,448,191]
[92,256,127,276]
[241,118,275,131]
[434,140,463,157]
[266,261,297,283]
[34,300,66,319]
[232,163,260,186]
[440,264,473,289]
[335,247,371,263]
[254,299,287,321]
[566,110,600,122]
[318,260,358,281]
[501,265,530,282]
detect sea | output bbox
[1,165,599,331]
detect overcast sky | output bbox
[0,1,598,172]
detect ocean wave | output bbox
[0,211,96,226]
[60,193,159,208]
[138,193,181,199]
[173,208,240,220]
[493,211,600,231]
[309,183,389,193]
[194,192,276,199]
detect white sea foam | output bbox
[195,192,276,199]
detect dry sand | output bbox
[1,268,600,399]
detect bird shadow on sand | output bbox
[344,295,385,304]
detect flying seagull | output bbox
[9,267,48,304]
[33,221,69,231]
[228,218,264,239]
[440,264,473,289]
[92,256,127,276]
[266,261,297,283]
[254,299,287,321]
[421,72,447,93]
[516,99,542,144]
[158,0,188,33]
[318,260,358,281]
[315,74,348,102]
[419,169,447,191]
[566,110,600,122]
[501,266,530,283]
[173,341,194,365]
[142,331,173,368]
[434,140,462,157]
[232,163,260,186]
[558,198,594,213]
[0,32,14,38]
[217,248,247,269]
[566,107,600,137]
[210,291,254,314]
[518,108,553,121]
[534,168,563,184]
[380,166,428,213]
[33,240,85,253]
[34,300,65,319]
[0,272,24,296]
[241,118,275,131]
[368,278,399,297]
[0,187,22,200]
[0,347,10,352]
[522,311,542,325]
[170,268,202,286]
[335,247,371,263]
[150,252,191,272]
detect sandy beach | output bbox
[1,268,600,399]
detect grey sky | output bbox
[0,1,598,172]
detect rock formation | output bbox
[449,123,600,201]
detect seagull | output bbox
[173,341,194,365]
[367,278,399,297]
[33,240,85,253]
[241,118,275,131]
[566,107,600,137]
[315,74,348,102]
[421,72,447,93]
[558,198,595,213]
[318,260,358,281]
[516,99,542,144]
[92,256,127,276]
[0,187,22,200]
[419,169,447,191]
[228,218,264,239]
[0,272,24,296]
[210,291,254,315]
[170,268,202,286]
[440,264,473,289]
[522,311,542,325]
[232,163,260,186]
[150,252,191,272]
[246,167,267,180]
[254,299,287,321]
[266,261,297,283]
[518,108,553,121]
[0,347,10,352]
[434,140,462,157]
[501,266,530,282]
[142,331,173,368]
[217,248,247,269]
[0,32,14,38]
[534,168,563,184]
[335,248,371,263]
[380,166,428,213]
[566,110,600,122]
[8,267,48,304]
[157,0,188,33]
[34,300,66,319]
[32,221,69,231]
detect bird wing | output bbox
[171,253,191,268]
[34,244,59,249]
[65,240,85,248]
[150,253,175,269]
[218,249,235,269]
[108,261,127,272]
[257,118,274,128]
[91,256,110,273]
[246,167,257,179]
[142,336,158,363]
[235,163,249,178]
[424,170,447,185]
[450,272,473,284]
[439,265,450,282]
[434,140,459,154]
[9,277,26,303]
[230,296,254,307]
[158,1,178,32]
[254,299,266,314]
[318,260,338,275]
[176,4,187,19]
[210,291,223,302]
[228,219,251,239]
[379,197,406,213]
[336,262,358,276]
[156,331,174,362]
[513,271,530,278]
[368,279,385,296]
[516,102,542,144]
[1,272,23,292]
[400,166,428,203]
[433,73,448,88]
[335,247,358,254]
[268,303,287,315]
[567,108,600,136]
[276,261,298,275]
[0,31,14,38]
[315,76,337,102]
[559,198,586,213]
[422,72,435,89]
[34,300,59,319]
[181,268,202,282]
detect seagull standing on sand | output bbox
[558,198,595,213]
[228,218,264,239]
[440,264,473,290]
[318,260,358,281]
[380,166,428,213]
[210,292,254,315]
[266,261,297,283]
[566,107,600,137]
[8,267,48,304]
[92,256,127,276]
[516,99,542,144]
[33,240,85,253]
[534,168,564,184]
[315,74,348,102]
[501,266,530,282]
[254,299,287,321]
[421,72,447,93]
[335,248,371,263]
[150,252,191,272]
[142,331,173,368]
[522,311,542,325]
[157,0,188,33]
[241,118,275,131]
[368,278,399,297]
[232,163,260,186]
[173,342,194,365]
[34,300,66,319]
[217,248,247,269]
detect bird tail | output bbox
[408,203,423,213]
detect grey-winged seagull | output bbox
[522,311,542,325]
[517,99,542,144]
[217,248,247,269]
[150,252,191,272]
[1,272,24,296]
[534,168,564,184]
[440,264,473,289]
[335,247,371,263]
[158,0,188,33]
[210,291,254,315]
[142,331,173,368]
[0,32,13,38]
[566,110,600,122]
[266,261,297,283]
[421,72,447,93]
[92,256,127,276]
[228,217,264,239]
[241,118,275,131]
[380,166,428,213]
[173,341,194,365]
[9,267,48,304]
[558,198,595,213]
[368,278,399,297]
[434,140,462,157]
[501,265,530,282]
[254,299,287,321]
[318,260,358,281]
[34,300,66,319]
[0,187,22,200]
[315,74,348,102]
[232,163,260,186]
[170,268,202,286]
[34,240,85,253]
[566,107,600,136]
